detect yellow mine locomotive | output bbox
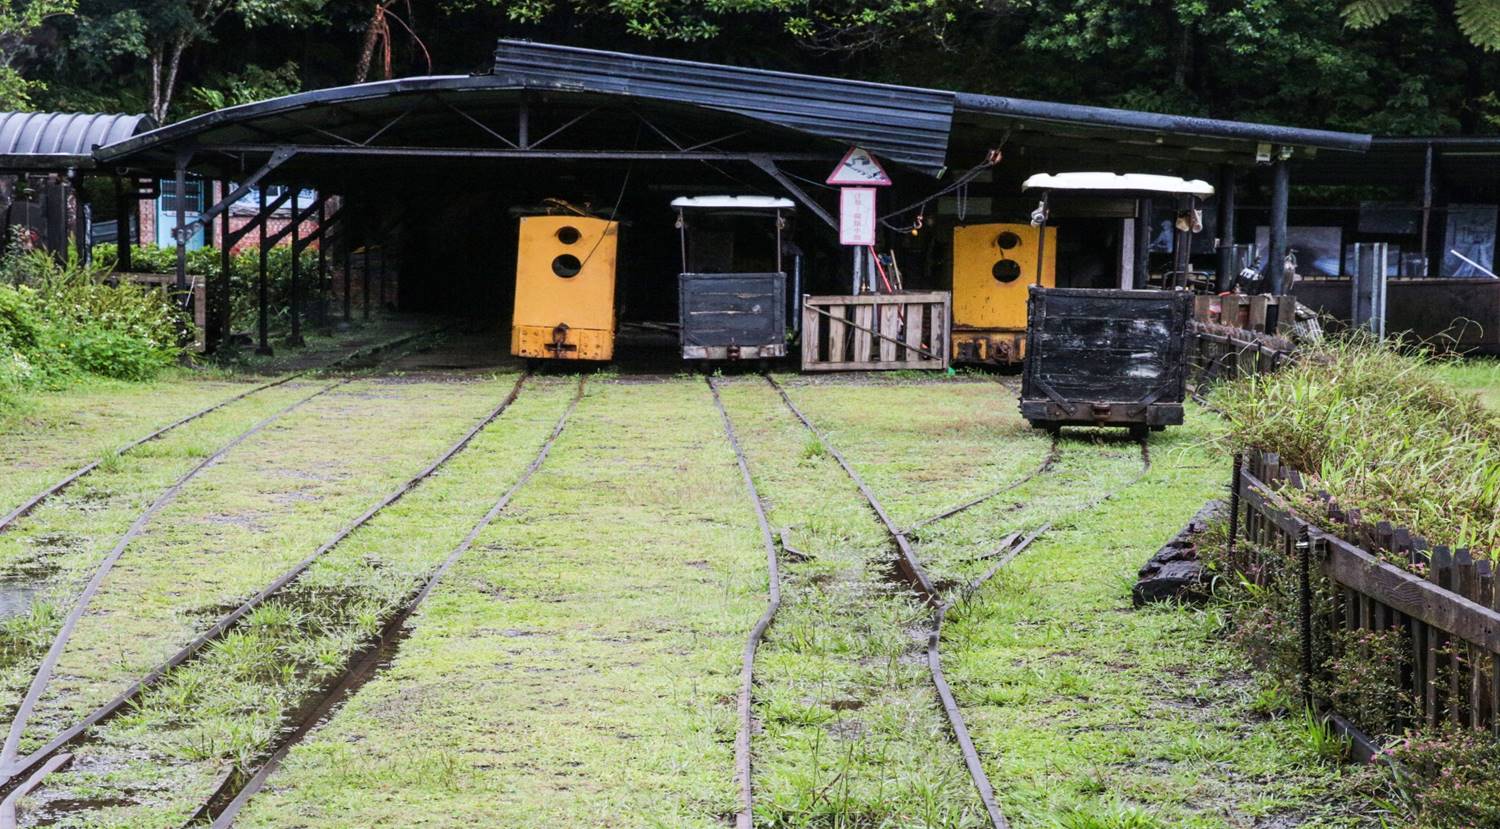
[951,222,1055,365]
[510,214,619,362]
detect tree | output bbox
[0,0,76,109]
[1344,0,1500,51]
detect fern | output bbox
[1456,0,1500,51]
[1340,0,1415,29]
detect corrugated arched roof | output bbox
[0,112,153,170]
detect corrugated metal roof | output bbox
[0,112,153,169]
[491,40,956,175]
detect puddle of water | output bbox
[0,583,37,620]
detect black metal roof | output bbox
[490,40,955,175]
[0,112,152,170]
[88,40,1372,182]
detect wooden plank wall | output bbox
[801,292,950,371]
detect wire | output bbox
[879,147,1004,233]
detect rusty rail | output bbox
[197,376,585,828]
[762,374,1006,829]
[706,377,783,829]
[0,369,532,800]
[0,325,449,535]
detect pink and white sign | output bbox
[839,187,877,247]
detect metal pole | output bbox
[114,176,132,273]
[1033,192,1050,286]
[288,187,303,346]
[1134,199,1150,289]
[1420,142,1434,277]
[256,185,272,355]
[343,224,352,324]
[216,179,231,353]
[173,154,189,292]
[317,199,327,328]
[1216,166,1237,292]
[363,239,371,320]
[378,242,386,310]
[71,173,88,266]
[1267,157,1290,295]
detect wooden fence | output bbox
[1188,322,1294,388]
[800,292,950,371]
[1231,449,1500,752]
[1193,293,1293,333]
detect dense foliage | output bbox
[0,246,183,410]
[93,242,319,334]
[0,0,1494,137]
[1210,337,1500,559]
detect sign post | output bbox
[827,147,892,293]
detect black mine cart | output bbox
[1019,286,1193,437]
[673,196,794,361]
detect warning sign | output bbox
[826,147,892,187]
[839,187,878,246]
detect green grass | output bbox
[0,368,1391,827]
[1431,356,1500,411]
[717,376,1006,828]
[3,372,526,757]
[231,378,765,828]
[19,376,582,827]
[1211,337,1500,558]
[0,315,435,519]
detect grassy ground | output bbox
[4,372,521,758]
[231,377,766,828]
[17,375,580,828]
[1431,357,1500,410]
[749,378,1377,828]
[0,315,436,518]
[0,364,1391,827]
[716,375,1017,828]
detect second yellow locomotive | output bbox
[951,222,1055,365]
[510,214,619,362]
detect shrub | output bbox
[0,246,184,406]
[1382,725,1500,828]
[1210,335,1500,560]
[94,241,320,333]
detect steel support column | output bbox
[70,173,89,266]
[173,152,189,293]
[1133,199,1150,289]
[256,185,272,356]
[362,240,371,320]
[342,211,353,324]
[1266,157,1290,294]
[1420,142,1434,276]
[1215,166,1237,292]
[213,179,231,353]
[316,199,327,328]
[288,188,304,346]
[113,177,132,273]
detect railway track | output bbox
[763,374,1154,829]
[706,377,782,829]
[1,330,450,776]
[0,367,536,815]
[193,376,585,828]
[0,325,447,536]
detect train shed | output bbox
[74,40,1370,355]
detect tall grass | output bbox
[1211,335,1500,558]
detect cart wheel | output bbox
[525,358,542,372]
[1129,425,1149,441]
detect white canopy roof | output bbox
[671,195,795,210]
[1022,172,1214,196]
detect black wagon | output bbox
[673,196,793,361]
[1019,286,1193,437]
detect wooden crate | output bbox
[800,292,949,371]
[1192,293,1294,334]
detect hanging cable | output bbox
[879,146,1004,233]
